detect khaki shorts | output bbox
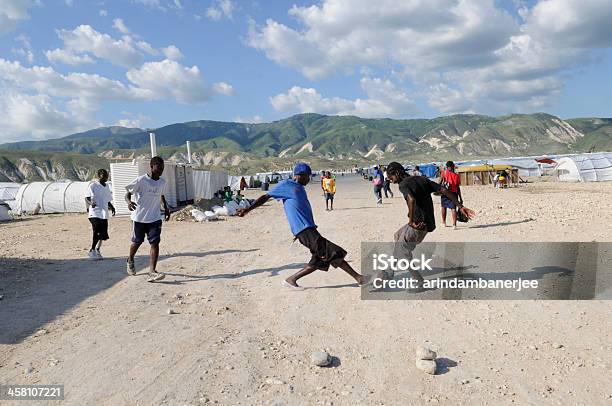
[393,223,428,260]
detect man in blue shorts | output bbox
[125,156,170,282]
[237,162,366,290]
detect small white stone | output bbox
[311,351,331,367]
[416,346,437,360]
[416,359,437,375]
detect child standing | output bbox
[322,171,336,211]
[85,169,115,260]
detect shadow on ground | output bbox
[0,249,257,344]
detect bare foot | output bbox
[281,279,304,291]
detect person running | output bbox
[373,166,384,204]
[85,169,115,260]
[440,161,463,229]
[385,162,475,285]
[382,166,394,198]
[322,170,336,210]
[237,163,366,289]
[125,156,170,282]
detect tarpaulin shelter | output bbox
[555,153,612,182]
[10,181,94,215]
[456,164,518,186]
[0,199,11,221]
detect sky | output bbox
[0,0,611,143]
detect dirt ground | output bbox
[0,175,611,405]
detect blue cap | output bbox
[293,162,312,176]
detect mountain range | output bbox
[1,113,611,182]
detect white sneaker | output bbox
[147,270,165,282]
[95,249,103,260]
[126,260,136,276]
[87,250,97,260]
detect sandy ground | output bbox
[0,175,611,405]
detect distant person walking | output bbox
[385,162,475,285]
[85,169,115,260]
[322,170,336,210]
[237,163,366,289]
[383,167,394,198]
[125,156,171,282]
[440,161,463,229]
[373,166,384,204]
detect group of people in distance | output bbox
[84,157,475,289]
[239,161,474,289]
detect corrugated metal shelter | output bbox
[193,170,228,199]
[10,181,94,214]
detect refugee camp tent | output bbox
[0,182,21,201]
[0,199,11,221]
[457,164,519,185]
[10,181,94,215]
[193,169,228,199]
[555,153,612,182]
[228,175,252,190]
[416,163,439,178]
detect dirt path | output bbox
[1,176,611,405]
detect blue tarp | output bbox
[418,163,438,178]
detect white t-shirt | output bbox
[125,174,166,223]
[87,181,113,219]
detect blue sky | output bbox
[0,0,611,142]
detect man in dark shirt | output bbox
[385,162,475,284]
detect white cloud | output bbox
[233,115,263,124]
[126,59,209,103]
[162,45,183,60]
[206,0,234,21]
[11,35,34,64]
[0,56,214,141]
[0,0,39,36]
[247,0,517,80]
[270,77,416,118]
[249,0,612,115]
[0,91,89,142]
[0,58,146,101]
[212,81,234,96]
[113,18,131,35]
[45,48,95,65]
[114,113,150,128]
[49,25,143,67]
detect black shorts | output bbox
[89,218,109,240]
[296,227,347,271]
[325,192,334,201]
[132,220,162,244]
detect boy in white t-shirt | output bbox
[85,169,115,260]
[125,156,170,282]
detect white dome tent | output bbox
[0,199,11,221]
[555,153,612,182]
[0,182,21,201]
[11,181,96,215]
